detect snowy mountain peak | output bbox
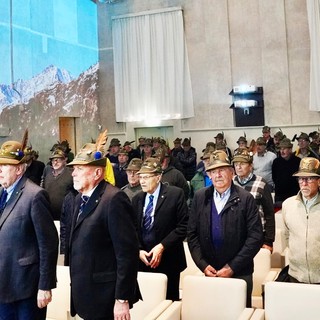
[0,65,74,109]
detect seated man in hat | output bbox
[141,138,154,161]
[0,139,58,319]
[114,148,130,188]
[309,131,320,156]
[189,148,214,206]
[272,130,286,155]
[282,157,320,283]
[107,138,121,165]
[123,140,140,161]
[262,126,275,152]
[272,138,301,208]
[234,136,248,155]
[67,130,140,319]
[122,158,143,201]
[24,147,45,186]
[295,132,319,159]
[214,132,232,160]
[132,158,188,301]
[177,138,197,181]
[253,137,277,191]
[153,146,189,201]
[41,148,74,220]
[136,136,146,157]
[233,148,275,253]
[172,138,183,158]
[152,137,162,153]
[188,150,263,307]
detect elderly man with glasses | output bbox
[132,157,188,301]
[282,157,320,284]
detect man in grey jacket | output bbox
[282,157,320,283]
[0,139,58,319]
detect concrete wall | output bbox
[97,0,320,155]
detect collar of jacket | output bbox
[204,183,240,206]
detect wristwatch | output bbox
[117,299,128,303]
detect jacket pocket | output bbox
[92,271,116,283]
[18,254,38,266]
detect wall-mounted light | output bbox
[234,100,257,108]
[229,85,264,127]
[233,85,258,94]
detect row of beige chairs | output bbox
[49,215,285,319]
[46,267,171,320]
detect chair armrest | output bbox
[237,308,255,320]
[249,308,265,320]
[261,270,279,291]
[156,301,182,320]
[143,300,173,320]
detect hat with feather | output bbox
[0,129,28,165]
[67,130,108,167]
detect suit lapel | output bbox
[0,176,26,227]
[74,180,107,227]
[154,183,166,213]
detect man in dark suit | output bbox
[0,140,58,319]
[132,157,188,301]
[187,150,263,307]
[67,130,140,320]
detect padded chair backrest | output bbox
[181,276,246,320]
[253,248,271,296]
[179,241,202,290]
[47,265,71,320]
[265,281,320,320]
[274,211,284,230]
[271,228,287,268]
[130,272,167,320]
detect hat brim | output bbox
[50,155,66,160]
[0,157,25,165]
[232,156,252,164]
[206,163,232,172]
[137,168,162,175]
[67,158,106,167]
[292,171,320,177]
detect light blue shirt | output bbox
[213,187,231,214]
[5,176,23,203]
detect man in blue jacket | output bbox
[187,150,263,307]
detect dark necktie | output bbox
[0,190,8,212]
[143,195,154,231]
[77,195,89,220]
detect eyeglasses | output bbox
[138,175,156,180]
[51,158,64,163]
[297,177,319,183]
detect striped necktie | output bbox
[143,195,154,231]
[77,195,89,221]
[0,190,8,212]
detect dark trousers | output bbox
[139,261,180,301]
[0,296,46,320]
[236,274,253,308]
